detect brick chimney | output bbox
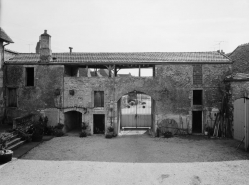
[39,30,52,62]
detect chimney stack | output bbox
[39,30,52,62]
[69,47,73,54]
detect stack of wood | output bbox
[212,94,233,138]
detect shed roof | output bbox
[6,51,231,64]
[0,28,14,43]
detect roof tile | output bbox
[0,28,14,43]
[6,51,231,64]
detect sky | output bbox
[1,0,249,54]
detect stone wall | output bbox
[5,64,64,119]
[230,81,249,101]
[5,62,231,134]
[62,63,231,134]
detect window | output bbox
[94,91,104,107]
[193,65,202,85]
[26,67,34,86]
[8,88,17,107]
[193,90,202,105]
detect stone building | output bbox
[4,30,232,135]
[0,28,14,120]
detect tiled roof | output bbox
[4,48,18,54]
[0,28,14,43]
[6,51,231,64]
[228,43,249,73]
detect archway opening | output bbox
[117,90,155,134]
[64,111,82,132]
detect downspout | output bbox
[2,42,10,122]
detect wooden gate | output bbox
[233,98,249,151]
[120,92,152,128]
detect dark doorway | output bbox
[93,114,105,134]
[192,111,202,133]
[64,111,82,132]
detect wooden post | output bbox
[86,65,88,77]
[114,65,117,77]
[108,65,111,77]
[153,65,155,77]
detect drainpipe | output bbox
[2,42,10,122]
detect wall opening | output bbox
[193,90,202,105]
[26,67,34,86]
[119,91,152,129]
[93,114,105,134]
[192,111,202,133]
[64,111,82,132]
[64,65,79,77]
[94,91,104,107]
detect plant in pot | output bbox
[105,125,114,139]
[32,121,44,142]
[163,131,172,138]
[204,126,213,136]
[0,138,13,164]
[79,122,88,138]
[205,126,214,136]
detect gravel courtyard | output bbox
[21,132,249,163]
[1,132,249,185]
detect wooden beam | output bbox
[108,65,111,77]
[114,65,117,77]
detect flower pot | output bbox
[163,132,172,138]
[0,150,13,164]
[105,132,113,139]
[32,134,43,142]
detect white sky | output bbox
[1,0,249,54]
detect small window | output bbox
[8,88,17,107]
[193,90,202,105]
[26,67,34,86]
[94,91,104,107]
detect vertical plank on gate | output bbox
[234,99,245,141]
[246,99,249,151]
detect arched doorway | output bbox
[64,111,82,132]
[118,91,154,130]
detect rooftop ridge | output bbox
[4,48,19,54]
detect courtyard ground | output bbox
[0,132,249,184]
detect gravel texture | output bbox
[21,133,249,163]
[0,133,249,184]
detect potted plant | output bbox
[0,138,13,164]
[105,125,114,139]
[32,122,44,142]
[79,122,88,138]
[163,131,172,138]
[204,126,212,136]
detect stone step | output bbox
[7,140,26,150]
[6,137,21,148]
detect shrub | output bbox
[53,129,64,137]
[79,131,87,138]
